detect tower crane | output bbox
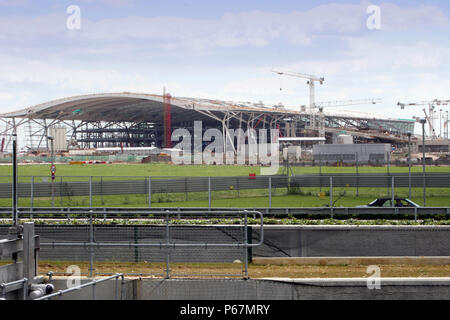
[314,99,382,138]
[397,99,450,138]
[272,69,324,130]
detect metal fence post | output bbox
[148,176,152,208]
[23,278,28,300]
[329,176,333,208]
[100,176,103,205]
[30,176,34,209]
[387,152,390,197]
[208,176,211,210]
[89,210,94,278]
[391,176,395,205]
[319,153,322,192]
[89,176,93,208]
[423,171,427,207]
[165,211,170,279]
[60,176,63,207]
[269,176,272,208]
[356,152,359,197]
[120,275,125,300]
[23,222,36,282]
[243,211,249,278]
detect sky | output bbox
[1,0,450,135]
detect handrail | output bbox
[34,273,124,300]
[39,210,264,248]
[0,278,28,300]
[1,207,449,217]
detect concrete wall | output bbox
[252,225,450,257]
[47,277,450,300]
[49,278,135,300]
[137,278,450,300]
[3,225,449,261]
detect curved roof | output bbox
[0,92,300,123]
[0,92,411,124]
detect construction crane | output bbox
[315,98,382,109]
[314,99,382,139]
[272,70,324,129]
[421,108,438,139]
[397,99,450,138]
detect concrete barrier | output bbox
[42,277,450,300]
[252,256,450,265]
[137,278,450,300]
[252,225,450,257]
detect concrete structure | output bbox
[336,134,353,144]
[2,224,450,261]
[253,256,450,265]
[313,143,391,164]
[48,277,450,300]
[283,146,302,162]
[48,127,67,151]
[253,225,450,257]
[418,138,450,152]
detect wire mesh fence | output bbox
[2,210,263,279]
[0,173,449,208]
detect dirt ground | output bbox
[36,261,450,279]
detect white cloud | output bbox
[1,2,448,51]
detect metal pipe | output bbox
[0,278,28,300]
[243,211,248,278]
[34,274,123,300]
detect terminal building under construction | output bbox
[0,92,418,156]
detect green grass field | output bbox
[1,162,450,178]
[0,163,448,208]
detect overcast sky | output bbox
[1,0,450,135]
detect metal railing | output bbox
[1,206,449,220]
[0,278,28,300]
[36,210,264,278]
[34,273,124,300]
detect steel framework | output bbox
[0,92,416,153]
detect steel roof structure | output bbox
[0,92,416,152]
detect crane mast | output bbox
[272,69,325,139]
[272,69,324,114]
[397,99,450,139]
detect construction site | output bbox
[0,70,448,163]
[1,71,449,303]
